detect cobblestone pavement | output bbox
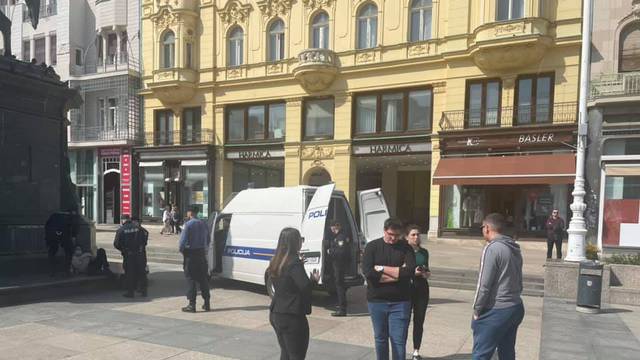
[0,263,543,360]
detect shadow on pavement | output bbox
[425,354,472,360]
[597,308,633,314]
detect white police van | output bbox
[207,184,389,296]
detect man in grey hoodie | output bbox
[471,213,524,360]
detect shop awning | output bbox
[433,154,576,185]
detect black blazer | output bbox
[270,259,313,315]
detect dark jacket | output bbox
[472,234,523,316]
[362,238,416,302]
[328,232,350,265]
[270,259,313,315]
[114,221,148,255]
[545,216,565,239]
[45,212,75,247]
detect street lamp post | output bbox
[565,0,592,262]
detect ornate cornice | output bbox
[301,0,334,10]
[151,8,179,29]
[257,0,295,17]
[217,0,253,25]
[301,145,334,160]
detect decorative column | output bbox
[565,0,592,262]
[29,38,35,62]
[116,30,122,66]
[45,34,51,65]
[102,33,108,68]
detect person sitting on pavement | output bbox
[71,247,113,276]
[179,207,211,313]
[114,214,148,298]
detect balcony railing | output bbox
[145,130,214,146]
[590,72,640,100]
[297,48,337,67]
[70,126,142,143]
[439,102,578,131]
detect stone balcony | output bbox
[292,48,339,92]
[147,67,198,104]
[468,17,553,71]
[590,71,640,100]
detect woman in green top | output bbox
[406,224,430,360]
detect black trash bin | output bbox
[576,260,603,313]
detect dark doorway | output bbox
[396,171,430,231]
[103,171,120,224]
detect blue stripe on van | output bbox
[223,245,275,261]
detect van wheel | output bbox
[265,273,275,298]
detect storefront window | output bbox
[603,175,640,247]
[304,98,334,140]
[69,150,97,219]
[142,166,165,218]
[232,164,284,192]
[183,165,209,219]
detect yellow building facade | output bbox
[138,0,582,238]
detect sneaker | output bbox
[182,304,196,313]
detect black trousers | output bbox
[411,281,430,351]
[270,312,309,360]
[547,234,562,259]
[183,249,210,304]
[88,248,110,275]
[47,241,74,274]
[332,262,347,312]
[124,253,147,293]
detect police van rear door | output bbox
[301,183,335,285]
[358,188,390,243]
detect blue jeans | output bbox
[471,303,525,360]
[368,301,411,360]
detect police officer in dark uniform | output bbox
[327,220,351,317]
[114,214,148,298]
[45,211,77,277]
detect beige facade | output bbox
[140,0,582,236]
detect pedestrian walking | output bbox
[44,211,77,277]
[406,225,430,360]
[472,213,524,360]
[172,206,182,234]
[268,227,320,360]
[545,209,565,259]
[327,220,350,317]
[362,217,416,360]
[179,207,211,312]
[114,214,148,298]
[161,205,172,235]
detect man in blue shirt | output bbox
[179,207,211,312]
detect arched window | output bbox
[161,31,175,68]
[410,0,432,42]
[228,26,244,67]
[268,19,285,61]
[357,3,378,49]
[619,22,640,72]
[311,12,329,49]
[497,0,524,21]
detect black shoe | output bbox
[202,301,211,312]
[123,292,134,298]
[331,310,346,317]
[182,304,196,313]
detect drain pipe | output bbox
[565,0,592,262]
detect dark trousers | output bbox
[332,262,347,312]
[368,301,411,360]
[270,312,309,360]
[124,253,147,294]
[47,242,74,275]
[471,303,525,360]
[88,248,110,275]
[547,234,562,259]
[183,249,210,304]
[411,282,430,350]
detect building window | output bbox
[228,26,244,67]
[97,99,105,129]
[120,31,128,64]
[162,31,175,68]
[357,3,378,49]
[304,98,334,140]
[355,88,433,135]
[311,11,329,49]
[107,98,117,131]
[107,33,117,65]
[50,33,57,65]
[410,0,432,42]
[619,22,640,72]
[226,103,286,142]
[497,0,524,21]
[604,138,640,155]
[465,79,501,128]
[268,19,285,61]
[154,110,174,145]
[185,42,193,68]
[75,49,82,65]
[34,37,45,64]
[182,107,202,144]
[22,40,30,61]
[514,73,554,125]
[96,35,103,65]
